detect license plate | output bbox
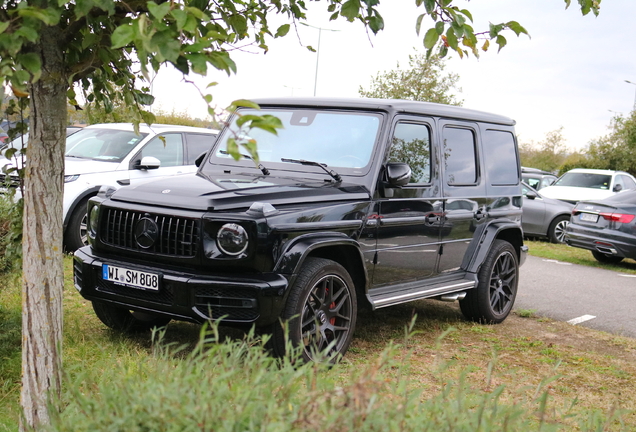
[580,213,598,223]
[102,265,160,291]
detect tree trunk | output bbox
[20,26,67,432]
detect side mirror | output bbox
[525,190,538,200]
[613,184,623,192]
[195,151,207,167]
[385,162,411,187]
[136,156,161,170]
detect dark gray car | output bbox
[522,182,574,243]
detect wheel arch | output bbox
[465,221,524,274]
[63,186,101,230]
[274,233,370,310]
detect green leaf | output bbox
[236,114,265,128]
[445,27,458,50]
[435,21,444,35]
[275,24,290,37]
[147,2,172,21]
[423,0,435,14]
[496,34,507,52]
[460,9,473,22]
[489,23,504,38]
[111,25,135,49]
[226,137,240,160]
[423,27,438,50]
[368,15,384,33]
[17,53,41,76]
[506,21,529,37]
[231,99,260,110]
[415,13,425,36]
[134,91,155,106]
[171,9,188,31]
[0,22,9,34]
[140,110,156,125]
[341,0,361,21]
[227,14,248,35]
[15,26,39,43]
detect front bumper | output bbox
[73,246,289,327]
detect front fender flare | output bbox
[464,221,524,274]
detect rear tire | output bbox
[548,215,570,244]
[270,257,357,363]
[92,301,171,333]
[591,250,624,264]
[460,239,518,324]
[64,197,91,252]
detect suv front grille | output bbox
[101,208,200,257]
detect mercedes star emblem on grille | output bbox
[134,217,159,249]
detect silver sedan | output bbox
[522,182,574,243]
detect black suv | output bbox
[74,98,528,362]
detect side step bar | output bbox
[368,279,475,309]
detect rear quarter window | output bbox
[483,130,519,185]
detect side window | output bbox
[527,178,540,189]
[388,122,431,184]
[185,133,216,165]
[483,130,518,185]
[614,175,625,191]
[140,134,184,167]
[622,175,636,190]
[443,126,477,185]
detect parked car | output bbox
[565,189,636,263]
[2,123,218,251]
[0,126,8,144]
[0,126,83,158]
[521,166,557,190]
[73,97,528,363]
[521,182,573,243]
[540,168,636,204]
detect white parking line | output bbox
[618,274,636,278]
[542,259,573,266]
[567,315,596,325]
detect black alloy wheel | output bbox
[271,257,357,363]
[460,239,518,324]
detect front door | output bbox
[371,117,442,288]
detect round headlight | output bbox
[216,223,248,256]
[88,205,99,237]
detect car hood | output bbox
[539,185,615,203]
[110,172,371,211]
[65,158,120,175]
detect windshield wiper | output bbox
[280,158,342,183]
[219,150,270,175]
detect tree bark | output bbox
[20,25,67,431]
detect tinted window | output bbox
[619,175,636,190]
[139,134,184,167]
[555,172,611,189]
[388,122,431,184]
[185,133,216,164]
[443,126,477,185]
[483,130,518,185]
[525,177,540,189]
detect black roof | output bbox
[250,97,516,126]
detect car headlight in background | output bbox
[88,204,99,238]
[216,223,248,256]
[64,174,80,183]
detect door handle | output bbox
[474,210,488,220]
[425,213,441,225]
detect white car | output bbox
[2,123,217,250]
[540,168,636,204]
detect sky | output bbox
[149,0,636,151]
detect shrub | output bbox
[46,323,625,432]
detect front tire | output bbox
[92,301,171,333]
[460,240,518,324]
[271,257,357,363]
[548,215,570,244]
[592,250,624,264]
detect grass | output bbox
[1,249,636,430]
[525,239,636,274]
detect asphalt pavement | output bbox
[515,255,636,338]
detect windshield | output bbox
[205,108,382,176]
[555,172,612,189]
[65,128,147,162]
